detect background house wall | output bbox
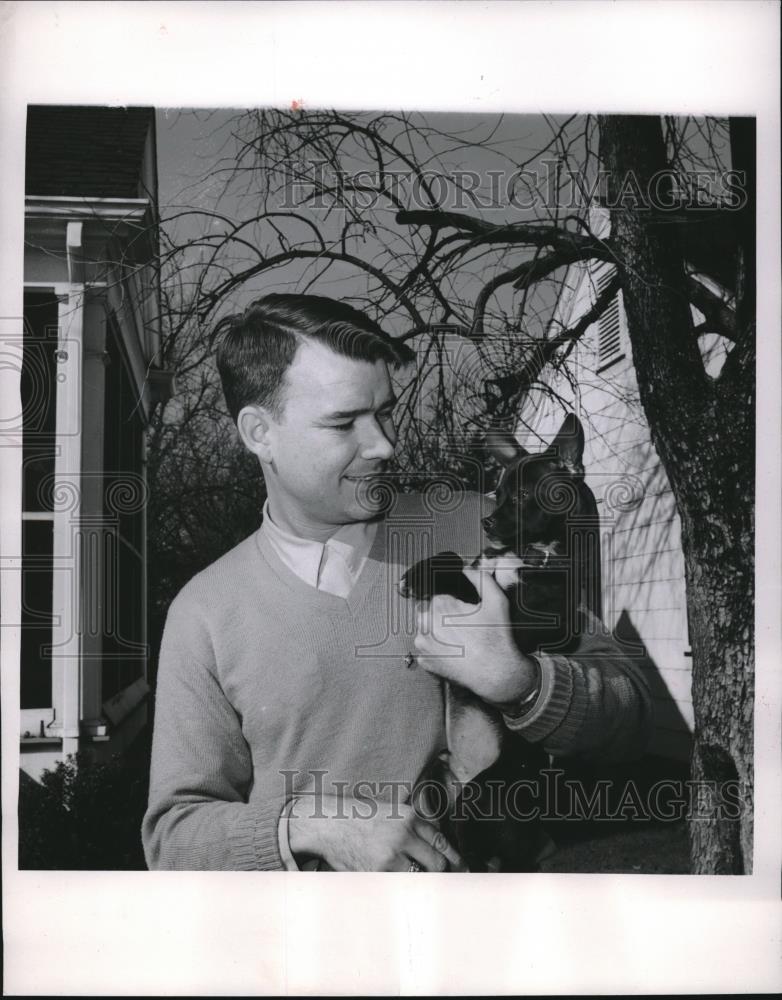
[518,251,697,761]
[517,198,735,763]
[20,106,163,780]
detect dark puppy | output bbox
[399,413,600,871]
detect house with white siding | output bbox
[19,106,171,780]
[517,207,733,762]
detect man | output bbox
[142,293,652,871]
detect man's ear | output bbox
[237,404,276,464]
[484,428,528,466]
[549,413,585,474]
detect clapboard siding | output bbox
[640,664,693,703]
[609,511,681,536]
[617,606,689,640]
[607,547,685,586]
[517,258,695,759]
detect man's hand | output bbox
[287,794,467,872]
[412,565,539,706]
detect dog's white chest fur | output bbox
[472,551,525,591]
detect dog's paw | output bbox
[397,567,421,600]
[399,551,468,602]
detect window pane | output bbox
[22,294,59,512]
[21,519,54,708]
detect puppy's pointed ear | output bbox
[549,413,585,474]
[483,428,528,466]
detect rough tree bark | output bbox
[599,115,755,873]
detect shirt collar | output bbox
[260,498,377,588]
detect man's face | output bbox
[262,339,398,538]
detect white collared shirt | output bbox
[260,498,378,598]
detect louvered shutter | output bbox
[596,267,624,370]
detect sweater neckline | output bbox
[254,517,387,615]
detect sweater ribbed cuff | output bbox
[232,795,289,870]
[502,650,575,742]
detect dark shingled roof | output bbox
[26,105,154,199]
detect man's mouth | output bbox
[344,470,386,482]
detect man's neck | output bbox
[264,494,351,543]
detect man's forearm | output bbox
[486,653,542,716]
[143,796,287,871]
[501,616,654,762]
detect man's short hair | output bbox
[215,293,416,422]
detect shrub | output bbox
[19,747,149,870]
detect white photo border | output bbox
[2,1,780,995]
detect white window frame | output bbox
[22,205,156,753]
[20,282,83,758]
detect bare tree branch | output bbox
[485,273,622,412]
[396,209,613,259]
[686,274,737,340]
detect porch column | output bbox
[52,284,83,758]
[79,291,109,724]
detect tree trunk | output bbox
[599,115,754,873]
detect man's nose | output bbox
[360,416,396,461]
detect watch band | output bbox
[493,653,543,719]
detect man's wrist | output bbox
[488,653,542,715]
[288,796,317,858]
[288,793,340,865]
[278,798,301,871]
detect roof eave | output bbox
[25,195,151,222]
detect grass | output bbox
[539,819,691,874]
[536,753,693,874]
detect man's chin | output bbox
[343,475,395,517]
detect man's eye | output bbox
[332,421,354,431]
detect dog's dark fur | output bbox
[399,414,600,871]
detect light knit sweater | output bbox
[142,491,653,870]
